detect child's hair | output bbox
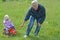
[4,15,9,20]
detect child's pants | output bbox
[5,27,9,34]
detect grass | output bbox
[0,0,60,40]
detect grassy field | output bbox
[0,0,60,40]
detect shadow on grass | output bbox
[14,32,23,37]
[28,36,40,40]
[28,35,48,40]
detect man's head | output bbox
[31,0,38,10]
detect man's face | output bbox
[32,4,38,10]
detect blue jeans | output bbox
[4,27,9,34]
[26,16,41,36]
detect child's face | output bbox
[5,17,9,21]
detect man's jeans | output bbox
[26,16,41,36]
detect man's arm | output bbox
[39,7,46,24]
[20,8,32,27]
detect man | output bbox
[20,0,46,38]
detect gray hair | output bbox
[31,0,38,5]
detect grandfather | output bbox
[20,0,46,38]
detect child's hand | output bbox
[7,26,10,28]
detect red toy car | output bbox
[3,28,17,36]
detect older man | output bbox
[20,0,46,38]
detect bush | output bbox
[2,0,6,2]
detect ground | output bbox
[0,0,60,40]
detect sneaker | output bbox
[36,35,39,38]
[24,35,28,38]
[34,33,38,36]
[34,33,39,37]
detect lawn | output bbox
[0,0,60,40]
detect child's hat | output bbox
[4,15,9,19]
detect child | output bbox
[3,15,16,36]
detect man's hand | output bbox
[20,23,24,27]
[20,21,26,27]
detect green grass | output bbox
[0,0,60,40]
